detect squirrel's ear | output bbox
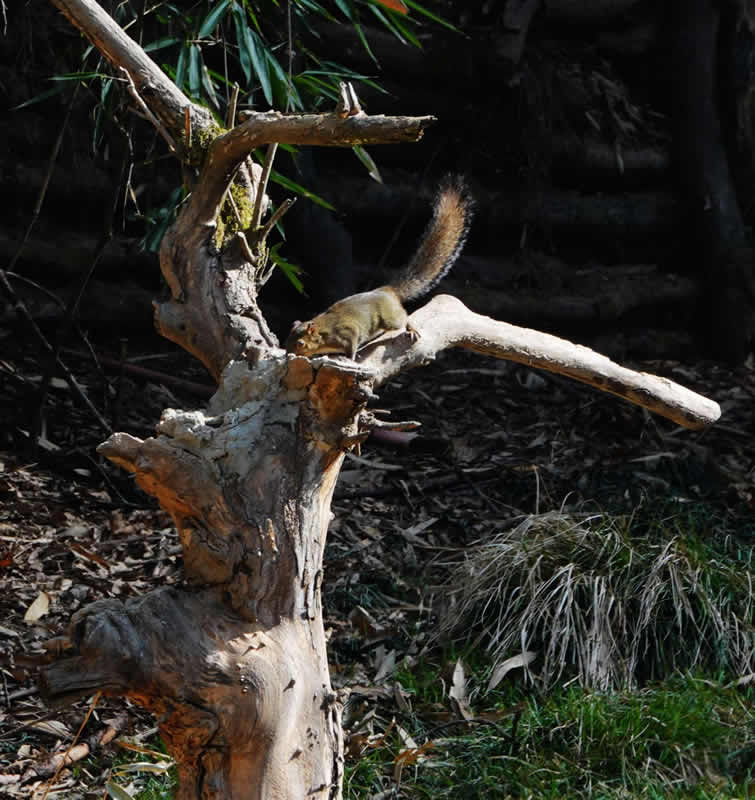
[306,323,316,335]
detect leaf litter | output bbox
[1,332,753,796]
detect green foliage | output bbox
[117,0,448,117]
[118,1,455,272]
[71,736,177,799]
[36,1,456,276]
[263,161,336,210]
[269,243,305,293]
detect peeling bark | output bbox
[42,355,360,798]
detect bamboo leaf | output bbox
[112,760,173,775]
[247,30,274,105]
[201,63,220,109]
[403,0,460,32]
[12,84,69,110]
[105,782,135,800]
[382,11,421,46]
[369,4,419,46]
[142,186,184,252]
[294,75,339,103]
[333,0,354,21]
[188,43,201,97]
[352,145,382,183]
[268,169,336,210]
[370,0,408,13]
[269,244,305,294]
[353,21,377,63]
[303,65,387,94]
[49,71,111,81]
[240,0,263,33]
[295,0,338,22]
[266,50,302,110]
[232,4,253,84]
[144,35,182,52]
[174,42,188,90]
[198,0,231,38]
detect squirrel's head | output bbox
[285,320,322,356]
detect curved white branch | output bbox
[51,0,209,135]
[360,295,721,430]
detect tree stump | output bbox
[40,2,721,797]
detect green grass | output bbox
[346,500,755,797]
[109,744,177,799]
[75,737,178,800]
[345,671,755,799]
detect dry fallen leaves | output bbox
[486,650,537,692]
[23,592,50,624]
[448,658,473,720]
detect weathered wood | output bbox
[50,0,212,142]
[41,588,344,799]
[360,295,720,430]
[43,354,363,798]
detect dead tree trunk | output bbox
[53,357,361,798]
[39,2,721,798]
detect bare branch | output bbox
[188,110,435,231]
[251,143,279,233]
[119,67,176,152]
[226,83,240,128]
[259,197,296,248]
[359,295,721,430]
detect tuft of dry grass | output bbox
[440,510,754,689]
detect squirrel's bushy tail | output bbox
[393,175,474,302]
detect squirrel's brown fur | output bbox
[286,176,474,359]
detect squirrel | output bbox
[285,175,474,359]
